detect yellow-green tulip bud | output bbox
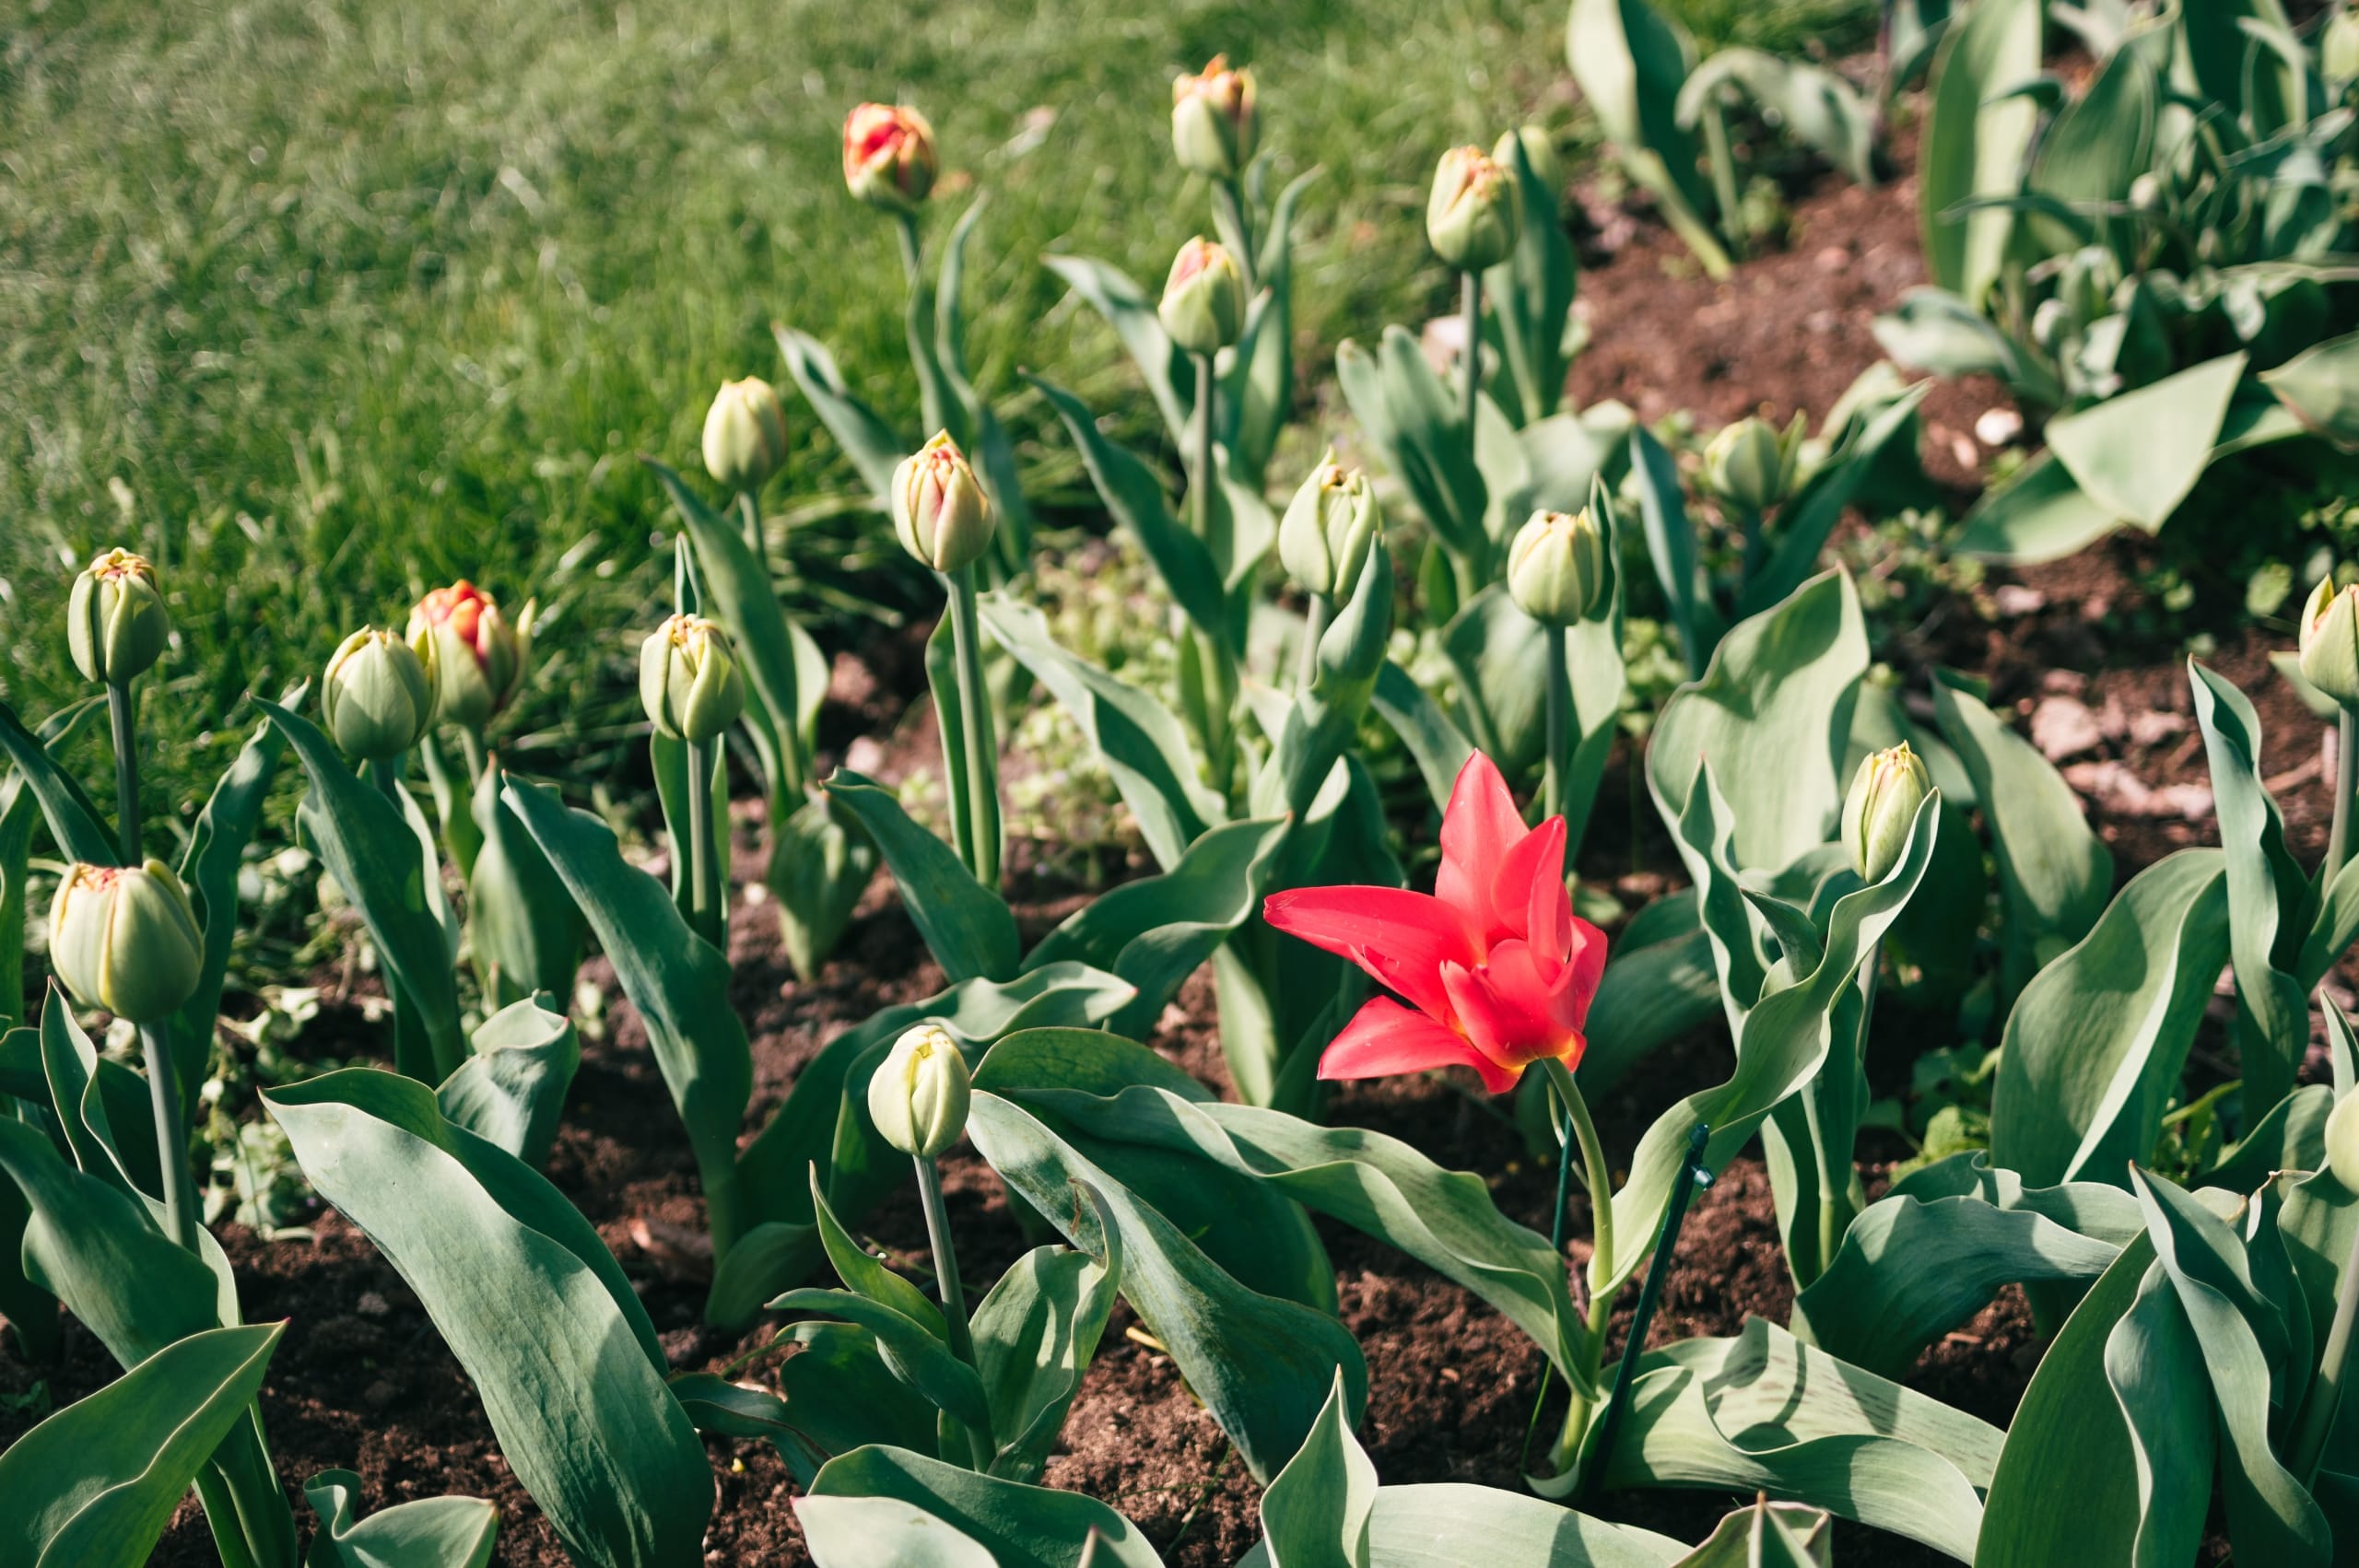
[1156,238,1245,357]
[842,103,937,212]
[1507,509,1607,627]
[1426,146,1520,273]
[2328,1090,2359,1192]
[1170,55,1258,181]
[891,432,997,575]
[323,628,437,762]
[1842,743,1932,884]
[867,1023,971,1158]
[2303,576,2359,708]
[701,378,789,494]
[66,548,170,686]
[2327,6,2359,83]
[1493,124,1563,204]
[639,614,745,744]
[48,860,204,1024]
[406,581,530,731]
[1278,450,1381,601]
[1702,415,1803,512]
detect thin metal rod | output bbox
[1581,1122,1712,1498]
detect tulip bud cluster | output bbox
[1842,743,1931,884]
[49,860,205,1024]
[1278,451,1380,601]
[68,548,170,686]
[892,433,997,575]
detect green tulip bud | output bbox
[2303,576,2359,708]
[1841,743,1932,884]
[1156,237,1245,356]
[701,377,789,494]
[406,580,531,731]
[891,432,997,576]
[323,628,438,761]
[2327,6,2359,84]
[1170,55,1258,181]
[1493,124,1563,205]
[1507,509,1607,627]
[1701,415,1803,512]
[867,1023,971,1158]
[1426,145,1520,272]
[842,103,937,212]
[639,614,745,743]
[2329,1090,2359,1192]
[48,859,204,1024]
[66,548,170,686]
[1278,450,1380,601]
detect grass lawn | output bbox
[0,0,1872,824]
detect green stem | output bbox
[1536,1056,1614,1468]
[1192,352,1217,543]
[1543,625,1570,825]
[2291,1219,2359,1484]
[191,1470,266,1568]
[2331,708,2358,881]
[1703,101,1744,260]
[686,738,721,950]
[107,679,140,864]
[1460,270,1483,470]
[945,567,1001,889]
[140,1022,199,1252]
[1187,351,1236,783]
[894,208,924,289]
[1215,178,1257,293]
[457,726,487,790]
[1297,595,1330,693]
[737,489,762,560]
[916,1153,992,1469]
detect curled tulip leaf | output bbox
[804,1445,1167,1568]
[303,1469,497,1568]
[435,994,581,1169]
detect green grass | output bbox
[0,0,1868,828]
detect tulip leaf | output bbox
[265,1068,711,1567]
[1369,660,1476,815]
[773,324,903,501]
[1740,386,1928,618]
[1602,1318,2000,1559]
[166,696,288,1107]
[980,596,1222,872]
[1254,1371,1377,1568]
[1648,568,1867,873]
[1333,328,1486,568]
[649,457,806,766]
[1951,448,2126,564]
[466,762,585,1008]
[0,1321,284,1568]
[1566,0,1729,278]
[771,790,881,984]
[1042,253,1191,443]
[1225,169,1321,484]
[1989,848,2229,1188]
[1581,917,1720,1094]
[435,994,581,1169]
[823,768,1019,983]
[1680,45,1877,187]
[1674,1498,1834,1568]
[303,1469,497,1568]
[1240,1482,1684,1568]
[968,1089,1367,1483]
[1918,0,2042,305]
[797,1496,1000,1568]
[1872,287,2063,408]
[970,1223,1121,1482]
[804,1445,1167,1568]
[1485,134,1579,429]
[0,780,36,1032]
[1440,587,1550,782]
[770,1287,994,1441]
[673,1321,937,1484]
[1628,425,1716,676]
[251,696,465,1081]
[500,774,753,1255]
[1024,814,1290,1038]
[2046,354,2248,532]
[0,696,118,867]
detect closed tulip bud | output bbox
[1842,743,1931,884]
[842,103,937,211]
[49,860,204,1024]
[1170,55,1257,181]
[66,548,170,686]
[2302,576,2359,708]
[1156,237,1245,356]
[1278,450,1381,601]
[2127,173,2165,216]
[323,628,437,761]
[892,432,996,575]
[2327,7,2359,83]
[1702,415,1803,512]
[1426,146,1520,272]
[868,1023,970,1157]
[406,580,530,731]
[701,378,789,494]
[1493,124,1563,204]
[640,614,745,743]
[1507,509,1607,627]
[2329,1091,2359,1192]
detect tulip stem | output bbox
[1297,595,1329,692]
[140,1022,200,1252]
[2331,708,2358,881]
[915,1152,992,1469]
[945,566,1002,890]
[1215,179,1256,293]
[1535,1056,1615,1475]
[107,679,141,864]
[2290,1218,2359,1485]
[1460,270,1484,465]
[1543,626,1571,825]
[457,726,487,790]
[1188,351,1238,782]
[736,489,762,560]
[686,738,722,951]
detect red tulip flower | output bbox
[1264,753,1606,1092]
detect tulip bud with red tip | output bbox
[891,433,996,575]
[49,860,204,1024]
[1426,146,1520,272]
[1170,55,1258,181]
[406,581,530,731]
[843,103,937,211]
[67,548,170,686]
[1157,237,1245,357]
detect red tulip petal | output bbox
[1318,997,1520,1094]
[1436,753,1527,944]
[1563,916,1609,1024]
[1262,886,1476,1021]
[1504,816,1570,962]
[1441,947,1585,1071]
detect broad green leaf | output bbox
[825,768,1018,983]
[1246,1484,1682,1567]
[1486,132,1578,427]
[303,1469,497,1568]
[1930,674,2109,998]
[1566,0,1730,278]
[968,1090,1367,1482]
[1648,569,1866,873]
[266,1069,710,1567]
[2261,327,2359,446]
[500,775,751,1253]
[40,988,164,1209]
[669,1321,936,1484]
[1440,588,1550,784]
[2046,355,2249,531]
[0,696,117,866]
[1580,920,1719,1093]
[773,325,903,499]
[435,995,580,1169]
[2025,41,2154,257]
[1952,449,2126,563]
[1739,386,1929,617]
[770,790,879,983]
[170,699,289,1108]
[465,763,584,1007]
[252,696,464,1082]
[2103,1262,2219,1568]
[1682,49,1876,186]
[1042,253,1190,441]
[0,778,35,1030]
[0,1321,282,1568]
[804,1445,1166,1568]
[1918,0,2042,303]
[1671,1498,1832,1568]
[1258,1372,1376,1568]
[1333,329,1486,566]
[1872,288,2062,406]
[1602,1318,2000,1559]
[1989,850,2229,1187]
[798,1496,999,1568]
[1369,661,1475,815]
[980,596,1221,872]
[1628,426,1713,674]
[970,1211,1121,1481]
[1227,169,1321,482]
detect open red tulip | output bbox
[1264,752,1606,1092]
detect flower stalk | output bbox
[943,566,1002,890]
[107,678,141,864]
[1460,270,1483,478]
[1543,626,1570,825]
[2332,708,2358,881]
[2292,1220,2359,1484]
[686,736,721,950]
[140,1021,199,1252]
